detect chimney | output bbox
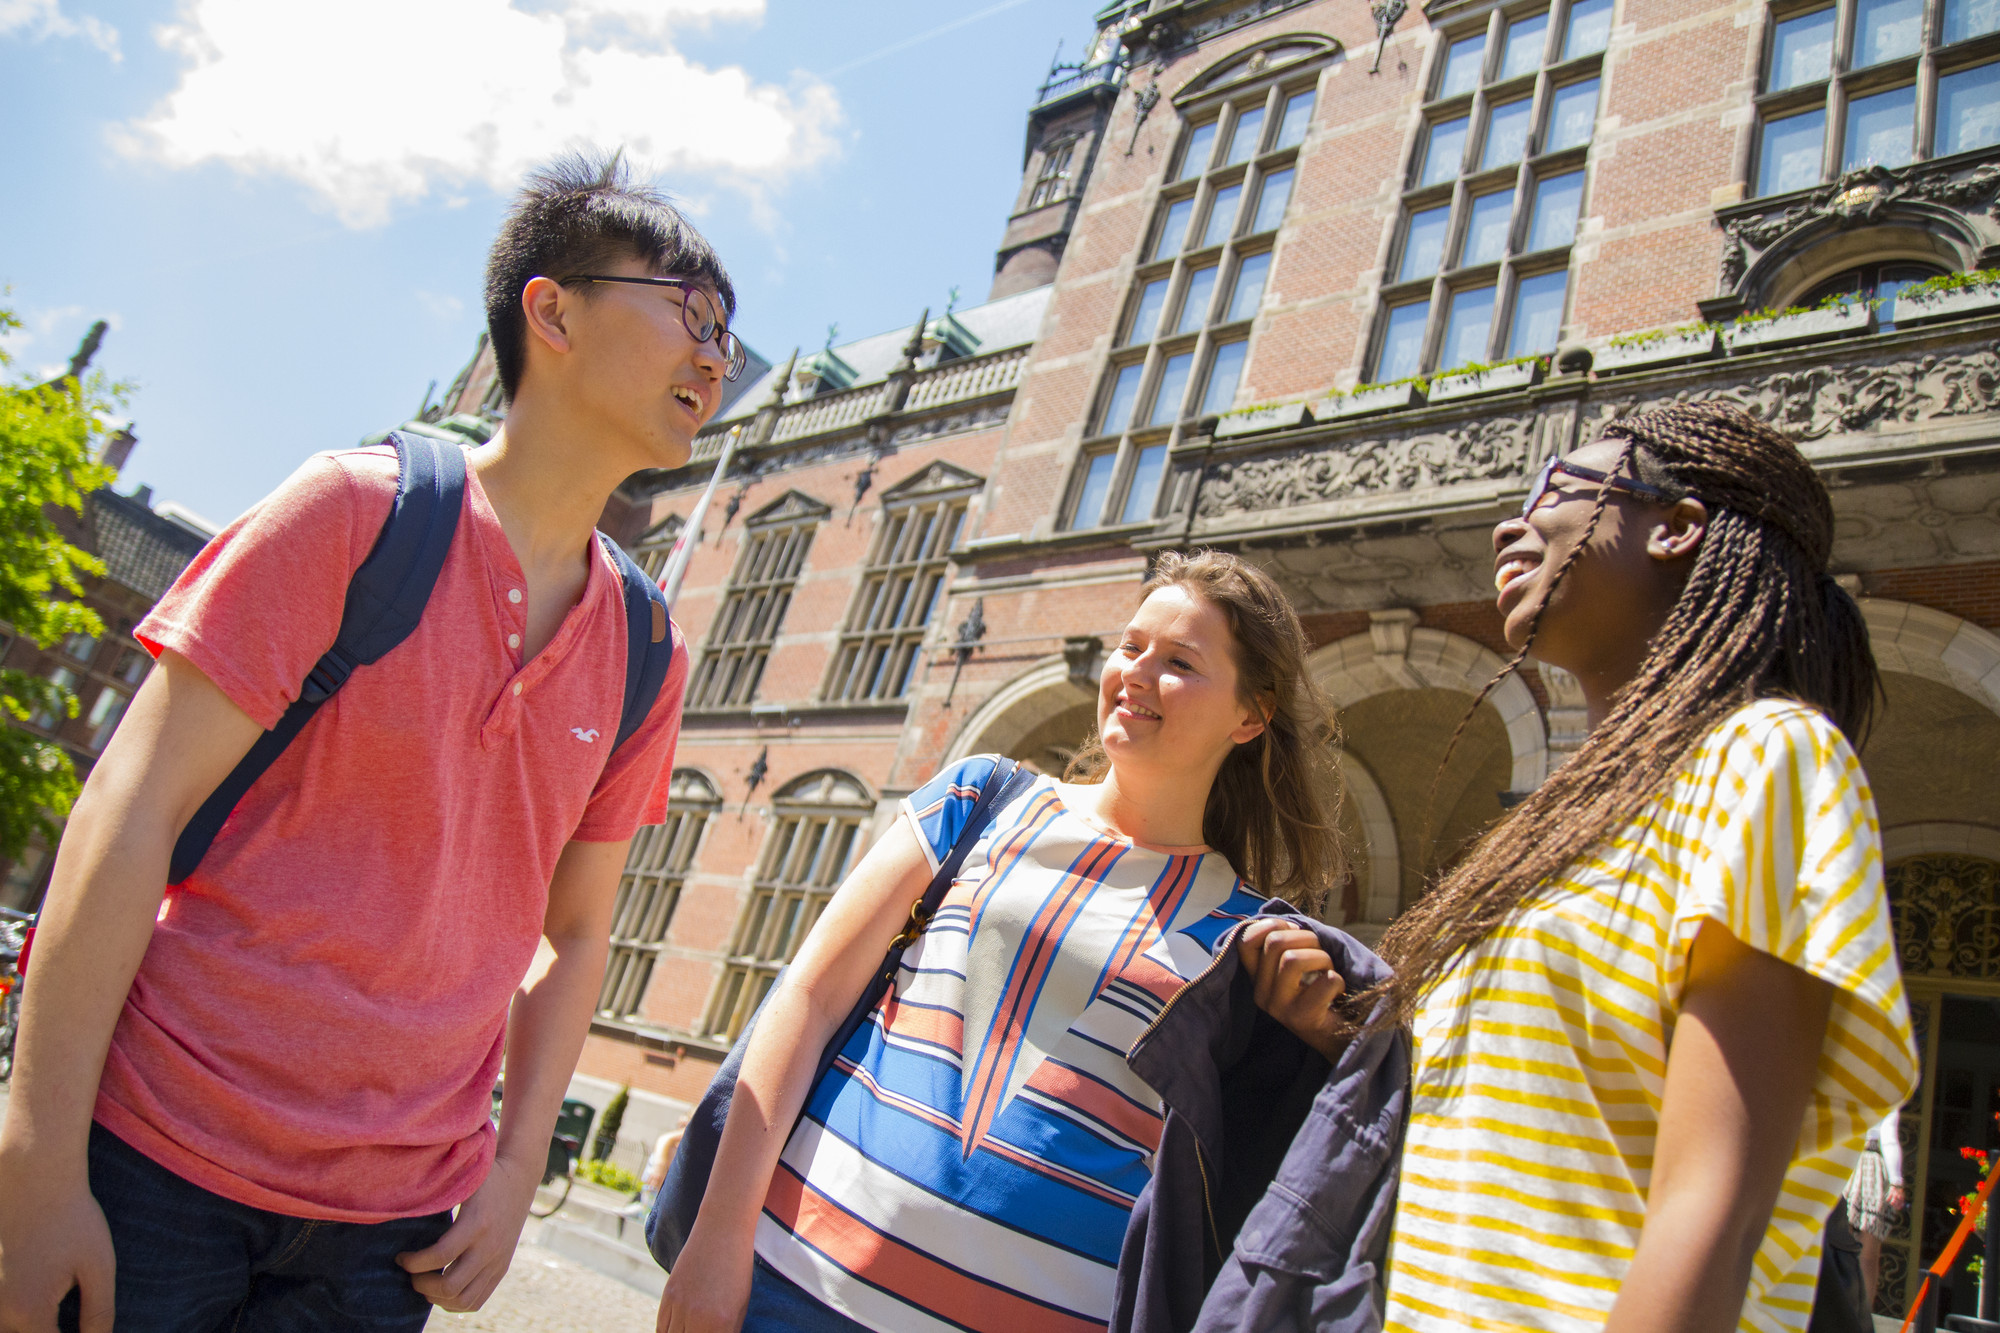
[130,484,153,508]
[99,428,136,476]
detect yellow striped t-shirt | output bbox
[1384,699,1918,1333]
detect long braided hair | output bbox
[1375,401,1879,1026]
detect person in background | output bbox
[638,1128,684,1217]
[1378,401,1919,1332]
[1846,1106,1908,1312]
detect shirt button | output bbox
[507,588,523,604]
[512,682,522,696]
[507,633,521,649]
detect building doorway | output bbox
[1880,854,2000,1319]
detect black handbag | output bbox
[646,757,1033,1271]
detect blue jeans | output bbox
[58,1123,453,1333]
[742,1256,872,1333]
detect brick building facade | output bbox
[421,0,2000,1311]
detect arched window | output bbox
[1799,260,1947,330]
[599,769,720,1020]
[704,769,874,1040]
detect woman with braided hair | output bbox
[1378,401,1919,1333]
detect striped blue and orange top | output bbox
[752,755,1265,1332]
[1385,700,1919,1333]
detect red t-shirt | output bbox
[96,445,687,1221]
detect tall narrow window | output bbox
[1371,0,1605,379]
[1751,0,2000,196]
[1028,138,1078,209]
[823,470,974,703]
[688,497,822,709]
[599,771,718,1020]
[1073,55,1326,532]
[706,771,869,1041]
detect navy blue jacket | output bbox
[1110,905,1410,1333]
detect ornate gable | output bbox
[880,460,985,503]
[1175,33,1340,105]
[745,489,833,527]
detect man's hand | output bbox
[1237,918,1347,1063]
[0,1152,115,1333]
[395,1152,540,1312]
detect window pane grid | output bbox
[824,499,965,702]
[1071,69,1325,532]
[1752,0,2000,196]
[707,784,868,1041]
[598,776,716,1019]
[690,521,815,709]
[1373,0,1603,379]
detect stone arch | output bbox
[945,656,1098,770]
[1309,621,1549,791]
[1751,211,1975,311]
[1337,750,1400,929]
[1884,821,2000,864]
[1860,598,2000,717]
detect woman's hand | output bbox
[656,1221,755,1333]
[1237,918,1347,1063]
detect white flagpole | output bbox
[657,424,741,605]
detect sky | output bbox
[1,0,1093,526]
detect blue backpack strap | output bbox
[599,533,675,752]
[168,433,467,883]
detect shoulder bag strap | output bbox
[167,433,466,884]
[810,758,1037,1090]
[597,533,675,752]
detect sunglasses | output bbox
[1521,456,1684,518]
[558,274,749,381]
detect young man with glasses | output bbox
[0,151,739,1330]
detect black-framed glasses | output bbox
[1521,456,1684,517]
[558,275,749,380]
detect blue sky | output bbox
[1,0,1090,525]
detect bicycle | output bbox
[490,1084,595,1220]
[0,907,31,1084]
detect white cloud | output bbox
[0,0,120,59]
[415,290,465,322]
[117,0,840,228]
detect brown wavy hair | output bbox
[1064,549,1348,913]
[1375,401,1880,1025]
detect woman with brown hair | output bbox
[1380,401,1919,1333]
[657,550,1361,1333]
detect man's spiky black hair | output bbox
[483,148,735,402]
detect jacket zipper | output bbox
[1133,920,1246,1260]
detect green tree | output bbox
[590,1084,630,1162]
[0,303,118,862]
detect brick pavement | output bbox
[433,1224,658,1333]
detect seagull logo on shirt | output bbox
[570,727,600,743]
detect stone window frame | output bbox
[1749,0,2000,197]
[688,493,825,710]
[703,769,872,1041]
[820,469,975,704]
[1029,135,1082,209]
[1368,0,1611,382]
[632,513,684,583]
[598,769,719,1020]
[1063,58,1326,533]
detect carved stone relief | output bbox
[1612,345,2000,442]
[1196,413,1538,518]
[1717,160,2000,293]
